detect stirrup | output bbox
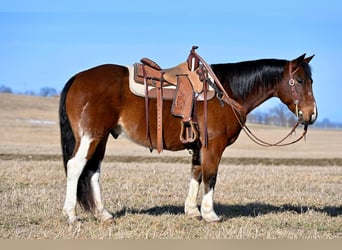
[179,120,198,144]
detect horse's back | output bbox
[72,64,128,88]
[66,63,128,104]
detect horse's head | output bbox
[277,54,317,125]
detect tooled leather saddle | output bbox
[133,46,216,153]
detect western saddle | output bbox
[133,46,236,153]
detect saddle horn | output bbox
[187,46,200,71]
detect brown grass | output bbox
[0,93,342,239]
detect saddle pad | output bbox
[127,65,216,101]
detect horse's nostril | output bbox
[297,110,304,120]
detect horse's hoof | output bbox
[207,216,223,223]
[202,212,224,223]
[186,212,202,221]
[67,216,82,225]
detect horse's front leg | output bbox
[184,144,224,222]
[200,144,225,222]
[201,169,222,222]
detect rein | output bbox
[190,46,308,147]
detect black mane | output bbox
[211,59,286,99]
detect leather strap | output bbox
[142,65,153,151]
[156,76,164,153]
[203,76,208,147]
[288,61,300,118]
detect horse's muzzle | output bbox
[298,103,318,125]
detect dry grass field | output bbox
[1,93,342,239]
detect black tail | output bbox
[59,76,96,212]
[59,76,76,173]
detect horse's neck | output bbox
[240,86,277,114]
[211,61,285,115]
[216,60,283,114]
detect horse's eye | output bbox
[297,77,303,84]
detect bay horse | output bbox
[59,51,317,224]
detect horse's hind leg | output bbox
[90,167,113,223]
[184,148,202,219]
[63,134,92,224]
[63,134,113,224]
[88,137,113,223]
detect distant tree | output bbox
[269,104,296,126]
[313,118,342,129]
[248,104,297,127]
[319,118,332,128]
[39,87,57,97]
[270,105,285,125]
[247,111,268,124]
[24,90,37,96]
[0,85,12,93]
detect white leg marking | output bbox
[184,179,201,218]
[91,167,113,222]
[63,134,92,224]
[201,189,221,222]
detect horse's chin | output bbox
[299,119,314,126]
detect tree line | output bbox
[0,85,57,97]
[248,104,342,129]
[247,105,297,127]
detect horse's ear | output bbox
[290,53,306,74]
[304,54,315,64]
[292,53,306,65]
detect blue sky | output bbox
[1,0,341,123]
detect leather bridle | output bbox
[190,46,308,147]
[289,61,302,119]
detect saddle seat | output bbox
[134,59,206,94]
[138,58,204,94]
